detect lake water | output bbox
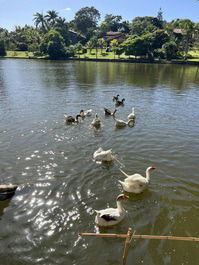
[0,59,199,265]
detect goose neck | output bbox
[145,168,151,181]
[116,200,125,213]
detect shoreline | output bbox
[2,56,199,66]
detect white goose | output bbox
[80,109,92,117]
[93,147,114,162]
[119,166,156,194]
[91,114,101,127]
[84,109,92,116]
[95,194,129,226]
[128,107,135,120]
[114,117,134,128]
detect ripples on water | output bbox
[0,59,199,265]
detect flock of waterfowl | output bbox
[0,94,156,228]
[64,94,135,128]
[64,94,156,227]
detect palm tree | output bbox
[86,39,94,54]
[110,39,119,59]
[87,36,99,58]
[54,17,70,46]
[33,12,47,33]
[98,38,106,54]
[179,19,195,59]
[45,10,59,27]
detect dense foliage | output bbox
[0,7,198,60]
[40,30,67,59]
[0,40,6,56]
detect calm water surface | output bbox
[0,59,199,265]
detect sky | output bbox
[0,0,198,31]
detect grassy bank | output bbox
[5,51,44,59]
[2,49,199,63]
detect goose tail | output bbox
[118,180,125,187]
[119,168,130,178]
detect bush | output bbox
[16,42,28,51]
[40,30,66,59]
[65,45,75,57]
[28,43,40,53]
[154,48,165,59]
[162,41,178,60]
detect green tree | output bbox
[33,12,47,33]
[65,45,75,57]
[116,45,124,58]
[162,41,178,60]
[157,8,163,29]
[71,7,100,39]
[100,14,122,32]
[88,36,99,58]
[179,19,195,59]
[98,38,106,54]
[121,31,168,59]
[100,14,130,34]
[86,39,94,54]
[8,25,40,51]
[45,10,58,27]
[130,16,162,36]
[75,41,83,58]
[110,39,118,59]
[122,36,150,58]
[0,40,6,56]
[151,30,169,50]
[40,30,66,59]
[54,17,70,46]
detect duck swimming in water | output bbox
[112,94,120,101]
[114,116,134,128]
[64,114,81,124]
[128,107,136,120]
[93,147,114,162]
[104,108,117,116]
[116,98,125,106]
[80,109,92,118]
[95,194,129,226]
[91,114,101,127]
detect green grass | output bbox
[188,50,199,58]
[77,49,130,59]
[188,50,199,62]
[4,49,199,63]
[6,51,35,58]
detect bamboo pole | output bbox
[122,228,132,265]
[79,233,199,242]
[79,232,127,238]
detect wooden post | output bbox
[122,228,132,265]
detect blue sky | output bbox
[0,0,198,31]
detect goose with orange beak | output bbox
[95,194,129,226]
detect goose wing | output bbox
[97,208,120,220]
[104,108,111,115]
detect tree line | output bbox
[0,7,198,60]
